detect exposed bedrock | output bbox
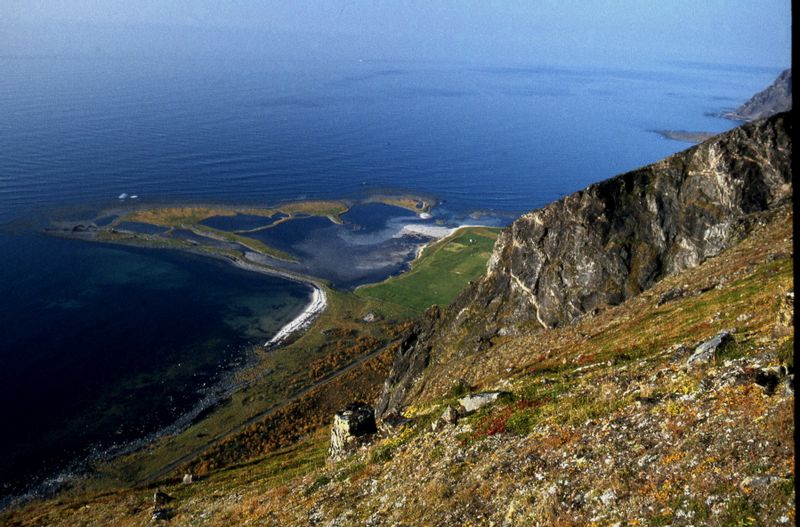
[376,112,792,417]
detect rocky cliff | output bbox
[724,68,792,121]
[377,112,792,416]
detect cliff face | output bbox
[724,68,792,121]
[377,112,792,416]
[485,112,792,329]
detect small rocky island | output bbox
[652,129,716,143]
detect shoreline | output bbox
[0,248,331,510]
[15,211,499,506]
[265,285,327,347]
[355,224,497,293]
[221,253,329,348]
[406,223,494,260]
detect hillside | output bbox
[1,115,792,526]
[377,112,792,416]
[724,69,792,121]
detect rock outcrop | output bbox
[458,392,510,414]
[476,112,791,331]
[686,330,735,367]
[375,307,442,417]
[377,112,792,417]
[328,402,377,461]
[724,68,792,121]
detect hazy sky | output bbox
[1,1,792,68]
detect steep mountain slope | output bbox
[724,69,792,121]
[377,112,792,416]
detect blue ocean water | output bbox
[0,55,782,499]
[0,58,779,219]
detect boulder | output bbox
[441,405,459,424]
[754,365,787,395]
[153,490,174,505]
[328,402,377,461]
[777,291,794,327]
[740,475,790,490]
[458,391,510,414]
[182,473,193,484]
[378,412,411,434]
[687,331,735,367]
[780,374,795,396]
[657,286,688,306]
[431,405,459,431]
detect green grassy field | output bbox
[356,227,500,313]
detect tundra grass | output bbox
[356,227,500,313]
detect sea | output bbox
[0,54,781,502]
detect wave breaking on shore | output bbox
[265,286,327,347]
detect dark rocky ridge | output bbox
[724,68,792,121]
[377,112,792,416]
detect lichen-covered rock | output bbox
[599,489,617,507]
[779,374,795,396]
[328,402,377,461]
[687,330,735,367]
[777,291,794,327]
[440,405,458,424]
[458,392,510,414]
[431,405,459,431]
